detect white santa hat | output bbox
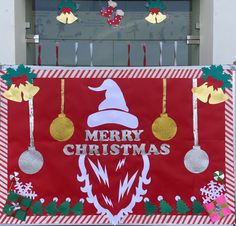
[87,79,138,129]
[108,0,117,8]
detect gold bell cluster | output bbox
[192,65,232,105]
[1,65,40,102]
[56,0,78,24]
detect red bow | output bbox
[207,76,223,90]
[150,8,160,14]
[62,7,72,14]
[11,75,28,87]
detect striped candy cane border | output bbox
[0,67,235,225]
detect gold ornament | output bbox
[56,12,78,24]
[156,12,167,23]
[192,82,229,104]
[209,88,229,104]
[50,113,74,141]
[192,82,213,103]
[152,79,177,141]
[50,79,75,142]
[3,84,22,102]
[3,82,40,103]
[152,113,177,141]
[145,13,156,24]
[19,82,40,101]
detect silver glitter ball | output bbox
[184,146,209,174]
[18,146,44,174]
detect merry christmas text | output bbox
[63,130,171,156]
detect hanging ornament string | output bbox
[174,41,178,66]
[18,98,44,175]
[50,79,75,142]
[75,42,79,66]
[29,99,35,148]
[162,79,167,114]
[159,41,163,66]
[61,79,65,114]
[128,42,131,67]
[56,42,60,66]
[142,43,147,66]
[90,42,93,67]
[37,43,42,66]
[193,79,199,146]
[184,79,209,174]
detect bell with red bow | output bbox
[192,65,232,104]
[1,65,40,103]
[56,0,79,24]
[145,0,167,24]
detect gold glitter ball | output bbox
[50,114,75,142]
[152,113,177,141]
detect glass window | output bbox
[26,0,200,66]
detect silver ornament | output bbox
[19,146,44,174]
[184,146,209,174]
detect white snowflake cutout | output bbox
[14,181,37,200]
[200,180,225,204]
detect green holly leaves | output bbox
[202,65,232,91]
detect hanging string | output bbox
[159,41,163,66]
[61,79,65,114]
[174,41,178,66]
[75,42,79,66]
[192,79,199,146]
[56,42,60,66]
[142,43,147,66]
[162,79,167,114]
[128,42,131,67]
[37,43,42,66]
[90,42,93,67]
[29,99,35,148]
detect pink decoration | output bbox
[203,194,232,223]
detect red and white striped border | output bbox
[0,67,235,225]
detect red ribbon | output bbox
[207,76,223,90]
[128,42,131,67]
[142,43,147,66]
[56,42,59,66]
[62,7,72,14]
[11,75,28,87]
[37,44,41,66]
[150,8,160,14]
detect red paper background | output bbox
[8,78,225,215]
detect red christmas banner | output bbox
[0,66,235,225]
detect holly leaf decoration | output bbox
[58,0,78,14]
[147,0,165,12]
[2,65,37,87]
[202,65,232,91]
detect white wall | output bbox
[0,0,26,65]
[200,0,236,65]
[213,0,236,64]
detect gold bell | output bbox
[209,88,229,104]
[19,83,40,101]
[192,82,213,103]
[145,13,156,24]
[3,85,22,102]
[156,12,167,23]
[56,12,78,24]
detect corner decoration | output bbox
[145,0,167,24]
[56,0,79,24]
[1,64,39,102]
[192,65,232,104]
[0,66,235,225]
